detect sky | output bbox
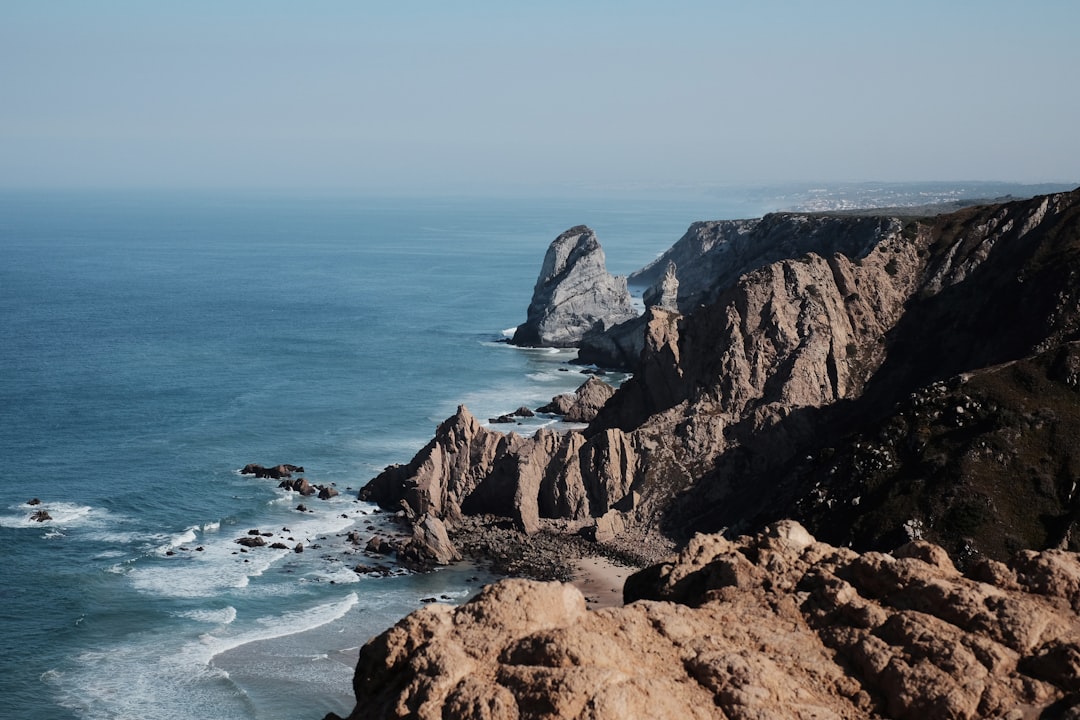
[1,1,1078,194]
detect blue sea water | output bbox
[0,189,775,720]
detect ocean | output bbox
[0,183,1054,719]
[0,189,778,720]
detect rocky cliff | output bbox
[653,189,1080,553]
[339,188,1080,720]
[579,213,906,369]
[511,226,637,348]
[629,214,900,312]
[362,189,1080,569]
[327,521,1080,720]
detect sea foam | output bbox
[0,501,96,529]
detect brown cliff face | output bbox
[360,189,1080,566]
[328,522,1080,720]
[662,189,1080,552]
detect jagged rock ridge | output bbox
[579,214,904,368]
[327,521,1080,720]
[360,403,638,538]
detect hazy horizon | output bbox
[3,1,1077,194]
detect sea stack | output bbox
[511,225,636,348]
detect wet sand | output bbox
[570,555,634,608]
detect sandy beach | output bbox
[569,555,635,609]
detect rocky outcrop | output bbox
[360,406,527,525]
[511,226,637,348]
[328,521,1080,720]
[535,376,616,423]
[490,407,535,424]
[656,189,1080,549]
[642,260,679,311]
[360,404,642,538]
[278,477,316,495]
[576,262,681,368]
[241,463,303,479]
[399,514,462,568]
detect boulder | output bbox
[563,376,616,422]
[588,509,626,544]
[489,406,537,424]
[365,536,395,555]
[511,226,637,348]
[535,394,576,416]
[536,376,616,423]
[27,498,41,506]
[318,485,339,500]
[30,509,52,522]
[398,514,461,569]
[278,477,314,493]
[234,536,266,548]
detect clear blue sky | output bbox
[2,1,1077,193]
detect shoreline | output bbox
[208,560,501,719]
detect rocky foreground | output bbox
[327,521,1080,720]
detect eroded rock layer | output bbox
[328,522,1080,720]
